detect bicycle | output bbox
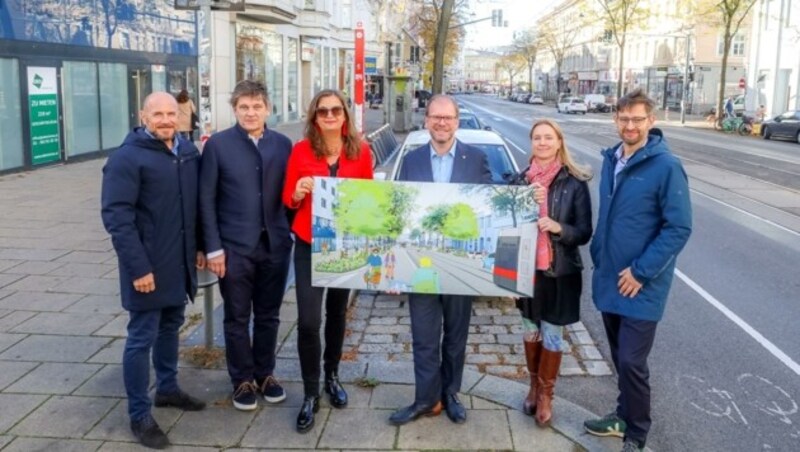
[714,115,751,136]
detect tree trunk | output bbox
[617,36,626,99]
[432,0,455,94]
[717,24,733,125]
[529,63,534,93]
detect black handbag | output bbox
[191,111,199,130]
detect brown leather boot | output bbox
[522,335,542,416]
[535,348,562,427]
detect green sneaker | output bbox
[584,412,626,438]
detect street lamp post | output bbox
[681,34,691,125]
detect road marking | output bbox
[690,190,800,238]
[675,269,800,377]
[505,138,528,155]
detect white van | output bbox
[584,94,607,112]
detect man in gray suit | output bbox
[389,95,492,425]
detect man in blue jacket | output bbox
[102,92,206,449]
[584,89,692,452]
[389,95,492,426]
[199,80,294,411]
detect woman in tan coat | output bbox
[176,90,196,140]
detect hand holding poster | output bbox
[310,178,538,297]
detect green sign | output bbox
[27,67,61,165]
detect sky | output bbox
[464,0,558,50]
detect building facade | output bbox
[0,0,198,173]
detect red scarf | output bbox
[526,158,563,271]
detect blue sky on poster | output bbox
[464,0,556,50]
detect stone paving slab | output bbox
[369,384,415,409]
[0,333,26,354]
[51,277,119,296]
[0,274,24,289]
[4,362,102,395]
[507,409,582,451]
[2,275,72,292]
[0,334,109,362]
[63,294,126,315]
[0,360,38,391]
[91,314,129,337]
[0,248,69,262]
[318,408,397,450]
[0,436,12,449]
[0,393,48,433]
[73,364,127,398]
[397,409,513,450]
[1,260,64,275]
[54,251,116,265]
[87,338,125,364]
[1,437,104,452]
[97,443,217,452]
[10,395,116,438]
[239,406,328,449]
[48,262,116,278]
[0,291,83,312]
[11,312,114,336]
[0,311,36,333]
[85,401,182,443]
[0,260,21,272]
[169,406,256,448]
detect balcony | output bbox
[237,0,299,25]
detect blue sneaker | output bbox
[232,381,258,411]
[257,375,286,404]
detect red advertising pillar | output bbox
[354,22,365,133]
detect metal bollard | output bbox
[197,269,219,350]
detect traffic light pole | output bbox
[681,34,690,125]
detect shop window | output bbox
[0,58,24,170]
[99,63,129,149]
[63,61,100,157]
[288,38,299,121]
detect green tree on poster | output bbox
[420,204,450,249]
[386,185,418,238]
[334,180,393,238]
[488,186,536,227]
[442,203,479,240]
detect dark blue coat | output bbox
[590,129,692,321]
[101,128,201,311]
[199,124,294,256]
[397,140,492,184]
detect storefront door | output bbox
[128,65,151,127]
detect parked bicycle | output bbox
[714,115,752,136]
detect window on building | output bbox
[321,198,327,208]
[321,179,327,189]
[63,61,100,157]
[265,31,284,125]
[718,34,745,56]
[287,38,299,121]
[0,58,24,170]
[98,63,129,149]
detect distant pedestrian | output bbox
[176,89,196,141]
[384,249,397,280]
[101,91,206,450]
[517,118,593,427]
[584,88,692,452]
[724,96,735,118]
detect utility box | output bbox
[386,75,413,133]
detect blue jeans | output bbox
[124,305,185,421]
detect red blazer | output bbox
[283,139,373,243]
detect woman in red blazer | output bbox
[282,89,372,433]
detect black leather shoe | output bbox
[154,389,206,411]
[443,394,467,424]
[388,401,443,426]
[296,396,319,433]
[130,415,169,449]
[325,373,348,408]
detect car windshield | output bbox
[470,143,516,183]
[572,98,584,103]
[459,115,481,129]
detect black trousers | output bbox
[408,294,472,407]
[219,236,290,389]
[602,312,658,447]
[294,240,349,396]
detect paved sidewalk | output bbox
[0,109,622,451]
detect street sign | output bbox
[27,67,61,165]
[365,57,377,75]
[738,77,746,89]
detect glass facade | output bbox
[152,65,167,92]
[288,38,299,121]
[0,58,24,170]
[314,44,322,93]
[99,63,129,149]
[265,32,283,125]
[63,61,100,157]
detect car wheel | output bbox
[796,130,800,144]
[762,126,771,140]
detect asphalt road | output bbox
[452,94,800,452]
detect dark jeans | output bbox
[219,237,290,389]
[408,294,472,406]
[124,305,185,421]
[602,312,658,447]
[294,240,348,396]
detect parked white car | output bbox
[385,129,520,184]
[528,94,544,105]
[557,97,588,114]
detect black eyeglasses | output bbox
[316,106,344,117]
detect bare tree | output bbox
[537,16,580,95]
[593,0,649,99]
[695,0,758,122]
[98,0,135,49]
[496,53,525,94]
[514,29,539,93]
[409,0,468,93]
